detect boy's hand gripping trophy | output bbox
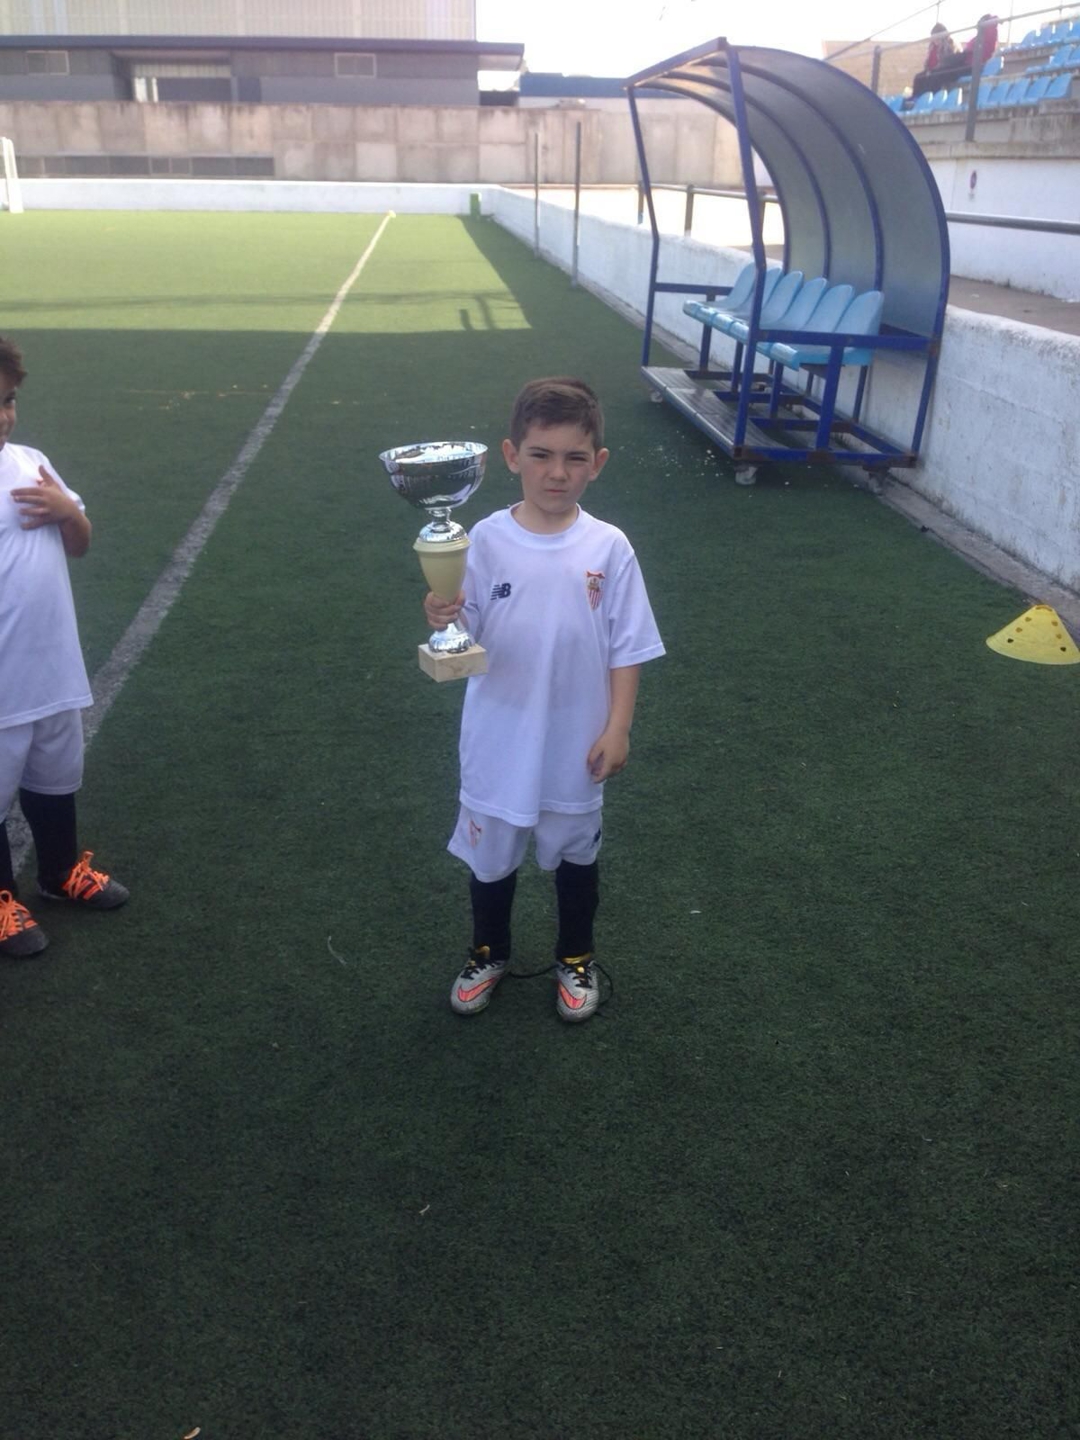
[380,440,488,682]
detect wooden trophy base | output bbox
[418,642,487,683]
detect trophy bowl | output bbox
[380,440,487,539]
[379,440,488,681]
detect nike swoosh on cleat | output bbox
[558,984,585,1009]
[459,978,497,1004]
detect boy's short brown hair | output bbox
[509,376,604,450]
[0,335,27,387]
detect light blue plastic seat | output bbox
[1003,77,1030,103]
[703,264,783,329]
[1020,75,1051,103]
[987,78,1011,104]
[768,289,883,371]
[943,87,964,109]
[685,263,789,329]
[683,300,720,323]
[682,260,779,326]
[1069,20,1080,40]
[982,54,1003,75]
[977,80,994,106]
[1017,29,1038,47]
[683,259,753,321]
[758,283,855,364]
[1046,71,1074,99]
[928,88,952,109]
[716,269,803,336]
[911,90,935,112]
[739,275,829,349]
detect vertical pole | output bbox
[870,45,882,96]
[727,47,765,445]
[571,120,582,288]
[964,19,989,142]
[637,177,645,225]
[533,131,541,257]
[628,88,661,367]
[683,182,695,236]
[1,137,24,214]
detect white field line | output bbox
[9,211,395,873]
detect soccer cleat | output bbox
[450,945,508,1015]
[0,889,49,957]
[38,850,129,910]
[555,953,599,1023]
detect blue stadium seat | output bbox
[982,55,1004,75]
[1021,75,1052,103]
[727,273,825,344]
[943,86,964,110]
[701,269,803,337]
[911,90,936,112]
[757,283,855,364]
[1003,77,1031,103]
[928,88,953,109]
[767,289,883,371]
[1045,70,1075,98]
[683,262,783,330]
[733,275,830,347]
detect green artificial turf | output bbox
[0,211,1077,1439]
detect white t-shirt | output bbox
[458,505,665,826]
[0,442,92,729]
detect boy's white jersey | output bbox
[0,443,93,728]
[458,505,665,827]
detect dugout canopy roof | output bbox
[627,41,950,340]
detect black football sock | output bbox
[18,788,78,893]
[469,870,517,963]
[555,859,599,960]
[0,819,16,896]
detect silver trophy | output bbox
[380,439,488,682]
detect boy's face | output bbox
[502,421,609,532]
[0,373,17,452]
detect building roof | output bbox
[0,34,525,69]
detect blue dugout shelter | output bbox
[627,40,949,479]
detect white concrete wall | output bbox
[16,177,488,212]
[929,155,1080,302]
[491,187,1080,594]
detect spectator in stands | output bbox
[963,13,999,70]
[913,23,959,96]
[910,14,998,99]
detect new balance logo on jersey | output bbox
[491,582,512,600]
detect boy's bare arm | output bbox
[587,664,642,782]
[11,465,92,557]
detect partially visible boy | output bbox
[424,377,664,1022]
[0,335,128,958]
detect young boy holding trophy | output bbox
[423,377,664,1022]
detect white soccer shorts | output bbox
[448,804,603,882]
[0,709,85,821]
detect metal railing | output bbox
[635,182,1080,241]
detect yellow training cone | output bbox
[986,604,1080,664]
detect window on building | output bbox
[334,52,376,78]
[27,50,70,75]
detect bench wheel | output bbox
[734,466,758,487]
